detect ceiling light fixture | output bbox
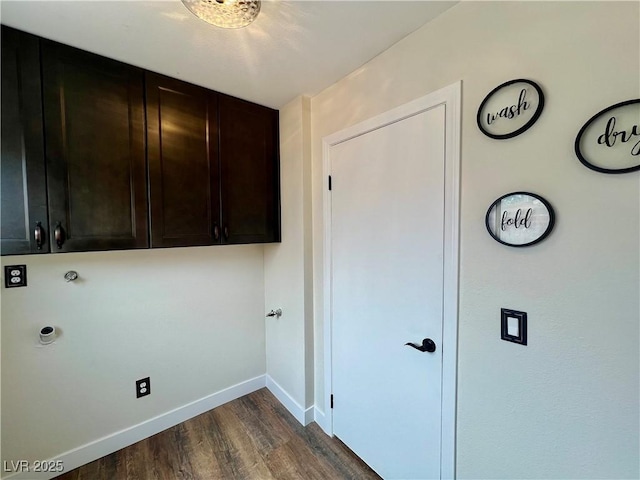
[181,0,261,29]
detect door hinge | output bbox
[330,394,334,409]
[328,175,332,191]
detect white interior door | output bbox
[331,104,446,479]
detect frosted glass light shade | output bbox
[181,0,261,29]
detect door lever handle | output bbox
[405,338,436,353]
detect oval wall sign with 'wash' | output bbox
[477,79,545,140]
[485,192,555,247]
[575,99,640,174]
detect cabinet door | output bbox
[41,41,148,253]
[146,73,220,248]
[1,27,49,255]
[219,95,280,244]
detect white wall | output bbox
[1,246,266,468]
[310,2,639,478]
[2,2,639,478]
[264,95,314,420]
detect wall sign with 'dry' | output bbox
[477,79,545,139]
[575,99,640,174]
[485,192,555,247]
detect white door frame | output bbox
[321,81,461,479]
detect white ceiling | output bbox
[0,1,456,109]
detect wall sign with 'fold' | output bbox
[485,192,555,247]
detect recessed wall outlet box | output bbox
[501,308,527,345]
[136,377,151,398]
[4,265,27,288]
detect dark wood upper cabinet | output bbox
[219,95,280,244]
[146,73,220,248]
[147,82,280,248]
[1,27,280,255]
[1,26,49,255]
[41,41,148,253]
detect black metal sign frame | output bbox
[574,99,640,174]
[485,191,555,247]
[477,79,545,140]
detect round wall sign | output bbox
[477,79,545,140]
[574,99,640,174]
[485,192,555,247]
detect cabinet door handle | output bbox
[214,224,220,241]
[34,222,44,250]
[54,222,65,249]
[224,226,229,240]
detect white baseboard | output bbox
[265,375,313,426]
[314,406,331,435]
[2,375,266,480]
[304,405,315,425]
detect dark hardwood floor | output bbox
[55,388,380,480]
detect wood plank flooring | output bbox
[54,388,380,480]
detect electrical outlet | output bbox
[4,265,27,288]
[136,377,151,398]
